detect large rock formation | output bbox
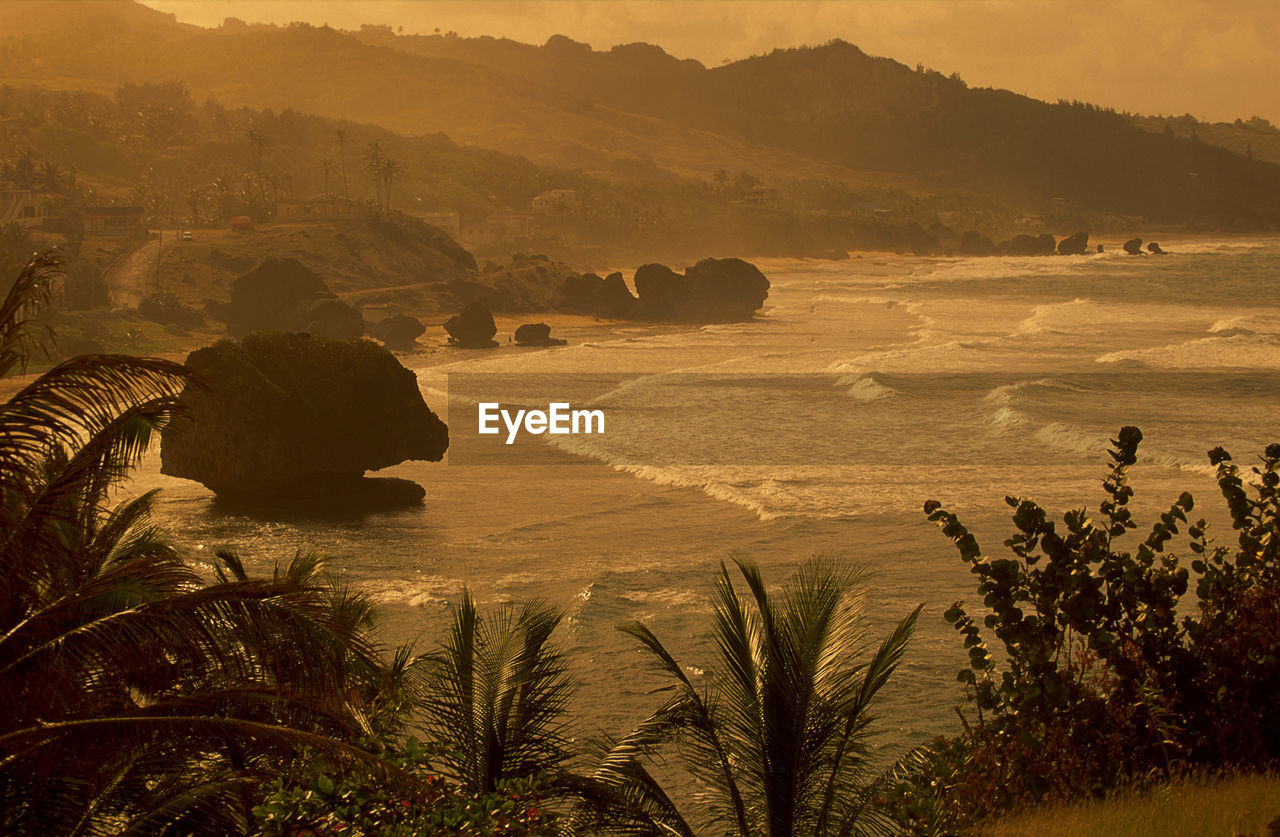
[998,233,1057,256]
[1124,237,1145,255]
[160,332,448,509]
[369,314,426,351]
[632,257,770,322]
[558,271,640,318]
[514,323,567,346]
[444,302,499,348]
[226,257,363,340]
[1057,231,1090,255]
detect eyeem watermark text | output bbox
[478,402,605,445]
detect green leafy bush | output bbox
[888,428,1280,833]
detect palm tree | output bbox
[364,141,386,214]
[379,157,403,215]
[0,253,403,833]
[581,557,921,837]
[334,129,350,198]
[416,590,575,794]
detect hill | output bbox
[1,1,1278,228]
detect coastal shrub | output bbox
[887,428,1280,833]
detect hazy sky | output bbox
[141,0,1280,125]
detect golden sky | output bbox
[141,0,1280,125]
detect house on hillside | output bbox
[275,195,365,222]
[82,206,146,236]
[484,213,534,239]
[2,184,52,228]
[421,211,461,238]
[531,189,580,215]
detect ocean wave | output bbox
[836,372,898,402]
[1097,334,1280,369]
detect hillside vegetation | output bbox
[1,1,1278,229]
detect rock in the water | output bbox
[160,332,448,509]
[558,272,639,318]
[226,257,362,339]
[958,230,996,256]
[370,314,426,351]
[1124,237,1145,255]
[1057,231,1090,255]
[633,258,770,322]
[998,233,1057,256]
[514,322,568,346]
[1147,241,1167,255]
[444,302,498,348]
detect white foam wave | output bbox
[1097,334,1280,369]
[837,373,897,402]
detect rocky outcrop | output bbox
[369,314,426,351]
[958,230,996,256]
[1147,241,1167,255]
[444,302,499,348]
[633,257,770,322]
[514,323,567,346]
[160,332,448,509]
[1124,237,1145,255]
[998,233,1057,256]
[226,257,362,340]
[1057,231,1089,255]
[558,271,640,318]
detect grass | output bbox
[983,773,1280,837]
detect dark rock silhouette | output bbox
[370,314,426,350]
[958,230,996,256]
[633,257,770,322]
[998,233,1057,256]
[226,257,362,339]
[1147,241,1167,255]
[1057,231,1090,255]
[160,332,448,509]
[558,271,639,317]
[514,323,567,346]
[1124,237,1145,255]
[1097,244,1105,253]
[444,302,499,348]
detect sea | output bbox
[134,236,1280,767]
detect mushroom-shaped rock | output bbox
[514,322,568,346]
[1124,237,1145,255]
[371,314,427,351]
[160,332,448,510]
[1147,241,1167,255]
[444,302,499,348]
[1057,231,1090,255]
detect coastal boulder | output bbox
[1057,231,1090,255]
[1124,237,1145,255]
[1147,241,1167,255]
[998,233,1057,256]
[160,332,449,509]
[226,257,361,339]
[370,314,426,351]
[558,271,639,318]
[514,323,567,346]
[958,230,996,256]
[633,258,770,322]
[444,302,499,348]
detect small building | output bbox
[531,189,580,215]
[421,211,461,238]
[82,206,146,236]
[1,184,52,228]
[275,195,365,222]
[230,215,253,232]
[484,213,534,239]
